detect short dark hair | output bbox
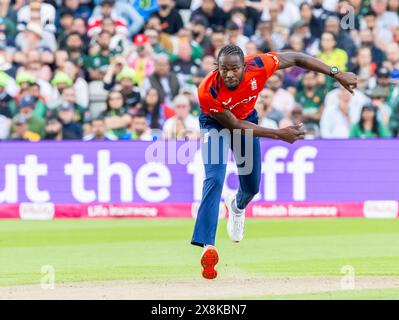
[217,45,245,64]
[91,115,105,123]
[67,32,82,40]
[134,109,147,118]
[364,9,377,17]
[321,31,337,42]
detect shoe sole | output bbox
[201,247,219,280]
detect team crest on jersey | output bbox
[250,78,257,91]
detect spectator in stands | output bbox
[64,32,87,67]
[324,15,357,60]
[16,95,46,138]
[261,0,301,29]
[91,0,144,36]
[61,0,91,20]
[145,15,174,53]
[48,70,74,108]
[375,66,399,108]
[389,92,399,136]
[320,86,369,138]
[226,20,249,48]
[56,101,83,139]
[0,46,16,78]
[43,117,63,140]
[180,85,200,116]
[350,103,391,138]
[0,75,17,119]
[265,71,296,116]
[124,111,155,140]
[371,0,399,30]
[384,43,399,74]
[170,28,203,82]
[83,116,117,141]
[289,20,319,56]
[317,31,348,72]
[0,114,11,140]
[190,15,212,54]
[366,85,392,126]
[63,60,89,109]
[351,47,375,82]
[15,22,57,52]
[11,113,41,141]
[251,19,277,53]
[229,0,261,37]
[115,66,141,113]
[56,9,74,49]
[95,17,129,56]
[141,54,180,105]
[144,28,172,59]
[88,2,128,38]
[0,17,16,50]
[200,55,216,74]
[140,87,173,129]
[85,30,113,81]
[101,90,131,139]
[358,28,386,69]
[279,105,321,138]
[58,87,89,124]
[128,34,155,85]
[258,88,284,125]
[17,0,56,34]
[153,0,184,35]
[362,10,393,49]
[16,49,52,82]
[191,0,228,31]
[206,26,227,57]
[70,17,89,43]
[324,84,369,122]
[25,83,47,118]
[299,2,322,39]
[295,70,326,125]
[255,96,278,129]
[163,94,199,139]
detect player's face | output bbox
[218,55,245,90]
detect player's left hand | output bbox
[277,123,306,144]
[334,72,358,95]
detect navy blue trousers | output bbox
[191,110,261,247]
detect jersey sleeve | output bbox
[260,52,280,79]
[198,84,224,115]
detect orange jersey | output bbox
[198,52,280,120]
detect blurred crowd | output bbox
[0,0,398,141]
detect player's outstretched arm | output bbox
[210,109,305,144]
[276,52,358,94]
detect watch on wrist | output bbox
[330,66,340,78]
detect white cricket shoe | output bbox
[225,193,245,243]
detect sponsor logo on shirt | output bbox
[221,97,232,106]
[223,95,258,111]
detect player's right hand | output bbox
[277,123,305,144]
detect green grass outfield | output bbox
[1,218,399,299]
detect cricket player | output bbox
[192,45,358,279]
